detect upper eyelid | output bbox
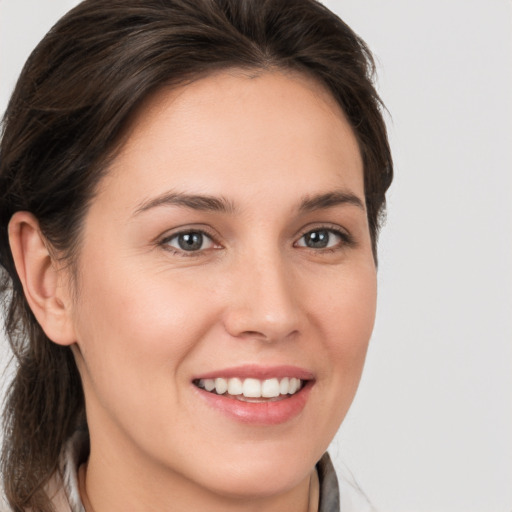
[295,223,350,239]
[158,225,221,244]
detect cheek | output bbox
[71,258,217,404]
[314,262,377,391]
[331,276,376,354]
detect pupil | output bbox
[306,230,329,248]
[178,232,203,251]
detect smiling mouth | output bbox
[193,377,305,402]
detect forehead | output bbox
[97,69,364,210]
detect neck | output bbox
[79,433,318,512]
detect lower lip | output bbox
[195,381,313,425]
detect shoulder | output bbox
[0,445,81,512]
[318,453,377,512]
[0,476,73,512]
[44,430,88,512]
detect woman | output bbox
[0,0,393,511]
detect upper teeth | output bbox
[197,377,303,398]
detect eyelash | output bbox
[158,225,354,257]
[294,224,354,252]
[159,228,220,257]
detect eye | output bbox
[295,228,346,250]
[162,230,217,253]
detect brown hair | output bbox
[0,0,392,510]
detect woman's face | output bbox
[68,70,377,501]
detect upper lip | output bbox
[193,364,315,381]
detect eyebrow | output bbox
[133,192,237,216]
[133,188,364,217]
[298,190,365,212]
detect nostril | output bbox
[240,330,267,338]
[235,328,299,343]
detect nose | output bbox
[222,251,301,343]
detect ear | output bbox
[8,211,76,346]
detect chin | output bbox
[177,438,322,500]
[199,461,311,500]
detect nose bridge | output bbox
[224,244,300,341]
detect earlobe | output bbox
[8,211,76,346]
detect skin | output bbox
[9,69,377,512]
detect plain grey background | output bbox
[1,1,511,511]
